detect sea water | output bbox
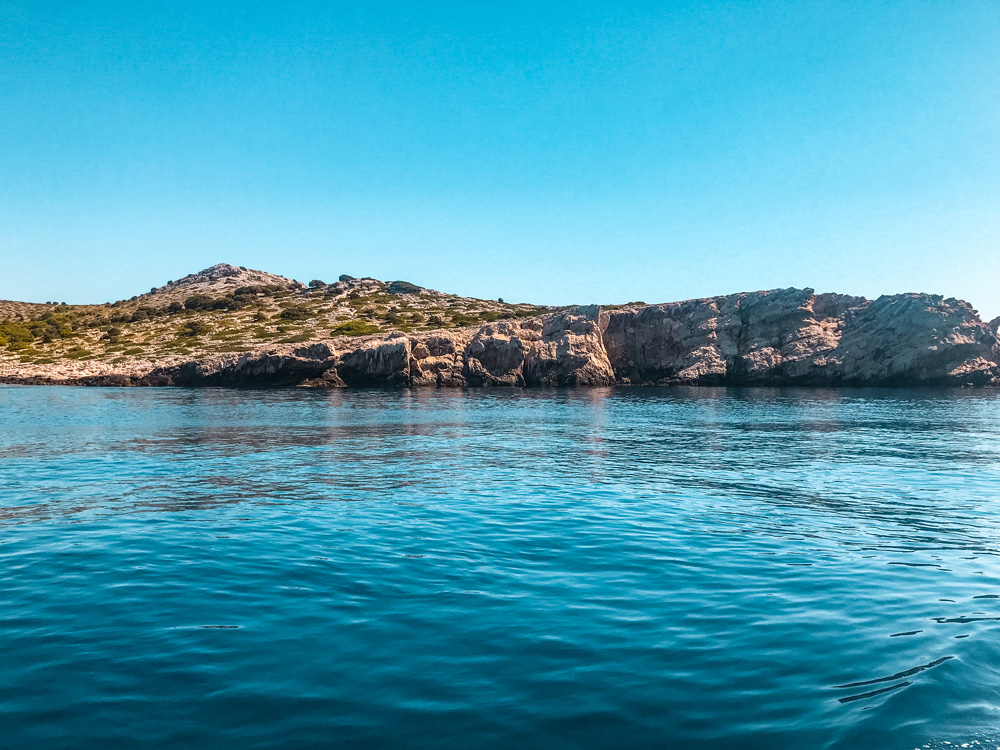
[2,385,1000,749]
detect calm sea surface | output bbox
[2,386,1000,749]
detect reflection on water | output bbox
[2,385,1000,749]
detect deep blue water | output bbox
[2,386,1000,749]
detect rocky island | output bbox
[1,263,998,388]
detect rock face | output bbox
[408,332,470,387]
[4,288,998,388]
[335,335,411,386]
[145,343,336,387]
[399,308,614,387]
[601,289,999,386]
[523,307,615,386]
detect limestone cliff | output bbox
[600,289,998,386]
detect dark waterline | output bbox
[2,385,1000,749]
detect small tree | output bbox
[309,279,325,288]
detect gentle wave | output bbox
[2,385,1000,749]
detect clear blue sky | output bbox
[2,1,998,318]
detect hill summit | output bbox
[148,264,304,299]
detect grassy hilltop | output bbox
[0,264,558,370]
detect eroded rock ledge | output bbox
[4,289,999,388]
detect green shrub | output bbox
[387,280,422,295]
[233,285,271,296]
[279,332,313,343]
[184,294,215,310]
[514,307,549,318]
[330,321,380,337]
[227,294,255,310]
[180,320,211,337]
[450,313,479,327]
[279,305,311,321]
[0,321,33,345]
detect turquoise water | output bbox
[2,386,1000,749]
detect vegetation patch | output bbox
[279,304,312,321]
[278,332,314,343]
[180,321,212,338]
[331,321,380,336]
[449,313,480,327]
[387,280,422,295]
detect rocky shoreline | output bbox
[3,287,998,388]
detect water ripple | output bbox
[2,385,1000,749]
